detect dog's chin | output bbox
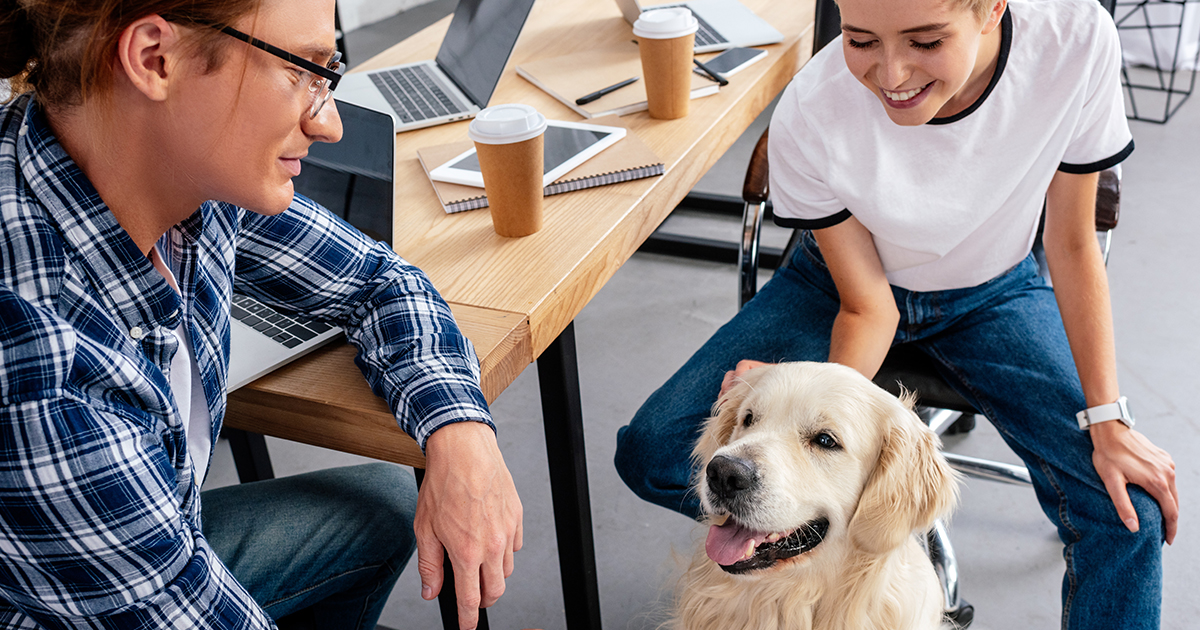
[714,517,830,575]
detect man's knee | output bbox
[334,463,419,559]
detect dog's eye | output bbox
[742,410,754,428]
[812,432,840,450]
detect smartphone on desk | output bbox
[694,47,768,78]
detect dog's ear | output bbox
[848,399,959,555]
[691,378,750,466]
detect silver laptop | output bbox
[335,0,537,133]
[615,0,783,53]
[227,100,397,391]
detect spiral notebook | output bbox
[417,124,664,214]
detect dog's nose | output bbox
[706,455,758,503]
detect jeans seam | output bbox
[923,344,1084,629]
[353,557,401,630]
[263,563,384,610]
[1037,457,1081,630]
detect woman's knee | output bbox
[1128,485,1165,544]
[614,422,666,498]
[615,418,701,517]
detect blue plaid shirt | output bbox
[0,93,493,628]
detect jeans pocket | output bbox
[777,231,838,298]
[797,230,829,271]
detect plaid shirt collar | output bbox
[15,98,188,340]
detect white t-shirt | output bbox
[768,0,1133,291]
[150,247,213,482]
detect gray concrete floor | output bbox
[204,4,1200,628]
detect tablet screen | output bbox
[449,125,611,175]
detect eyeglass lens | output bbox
[309,53,344,118]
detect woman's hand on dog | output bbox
[721,360,774,397]
[1090,420,1178,545]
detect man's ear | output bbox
[116,15,184,102]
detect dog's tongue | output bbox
[706,519,768,566]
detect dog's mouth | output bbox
[705,516,830,574]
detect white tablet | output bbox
[429,120,627,188]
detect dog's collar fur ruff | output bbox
[718,517,830,574]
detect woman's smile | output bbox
[881,81,935,109]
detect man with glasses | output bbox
[216,24,347,119]
[0,1,521,629]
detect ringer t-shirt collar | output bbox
[929,6,1013,125]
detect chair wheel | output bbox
[944,413,976,435]
[943,599,974,629]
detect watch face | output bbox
[1119,397,1135,427]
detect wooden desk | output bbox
[227,303,529,468]
[226,0,815,626]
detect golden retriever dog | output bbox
[673,361,959,630]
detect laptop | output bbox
[335,0,538,133]
[227,100,397,391]
[614,0,783,53]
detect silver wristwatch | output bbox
[1076,396,1135,430]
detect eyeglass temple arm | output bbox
[217,25,342,88]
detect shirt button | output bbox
[130,326,144,339]
[170,309,180,318]
[18,125,27,137]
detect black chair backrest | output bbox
[812,0,841,55]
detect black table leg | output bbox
[225,428,275,483]
[536,322,602,630]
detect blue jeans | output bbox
[202,462,418,629]
[615,232,1163,629]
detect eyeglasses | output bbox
[215,25,345,118]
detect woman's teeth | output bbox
[884,84,927,101]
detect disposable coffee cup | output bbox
[468,104,548,237]
[633,8,699,120]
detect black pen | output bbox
[692,58,729,86]
[576,76,640,105]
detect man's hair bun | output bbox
[0,0,36,82]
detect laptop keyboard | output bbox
[659,5,728,48]
[369,65,463,125]
[231,294,336,350]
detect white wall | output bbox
[339,0,436,32]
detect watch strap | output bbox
[1076,396,1134,430]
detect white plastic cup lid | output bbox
[468,104,548,144]
[632,7,699,39]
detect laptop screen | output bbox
[435,0,538,109]
[293,100,395,246]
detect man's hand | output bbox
[415,421,523,630]
[1090,420,1178,545]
